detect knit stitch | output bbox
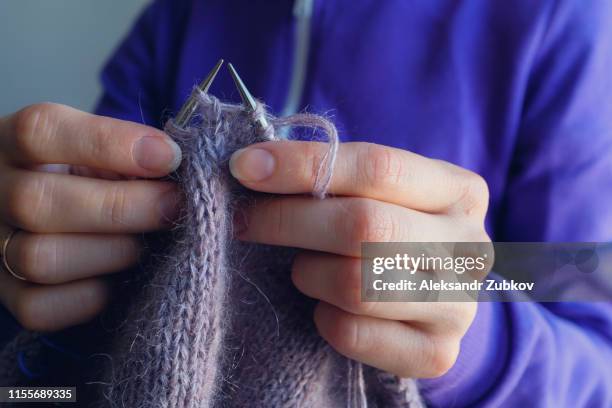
[0,92,425,408]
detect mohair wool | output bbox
[0,92,425,407]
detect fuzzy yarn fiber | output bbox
[0,92,424,408]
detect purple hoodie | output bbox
[98,0,612,406]
[3,0,612,406]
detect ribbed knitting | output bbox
[0,92,425,408]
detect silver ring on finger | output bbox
[1,228,26,281]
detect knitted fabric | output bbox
[0,92,425,408]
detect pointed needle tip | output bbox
[227,62,257,112]
[198,58,224,94]
[174,58,224,127]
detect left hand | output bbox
[229,141,490,378]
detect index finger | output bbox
[229,141,489,214]
[0,103,181,178]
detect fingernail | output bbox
[133,135,182,173]
[158,189,182,226]
[229,148,275,182]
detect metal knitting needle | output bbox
[175,58,224,128]
[227,62,270,130]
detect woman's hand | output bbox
[230,141,490,378]
[0,103,182,332]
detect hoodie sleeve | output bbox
[420,1,612,406]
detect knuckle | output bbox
[262,198,293,243]
[453,171,490,217]
[12,103,58,160]
[339,199,395,244]
[324,312,370,356]
[423,337,461,378]
[272,199,291,240]
[88,121,115,162]
[359,143,405,189]
[454,240,493,283]
[14,235,59,283]
[4,173,52,231]
[100,185,130,227]
[437,303,477,334]
[337,259,372,314]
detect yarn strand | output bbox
[0,91,422,408]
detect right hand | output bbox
[0,103,183,332]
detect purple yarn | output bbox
[0,92,424,407]
[103,93,349,407]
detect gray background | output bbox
[0,0,149,115]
